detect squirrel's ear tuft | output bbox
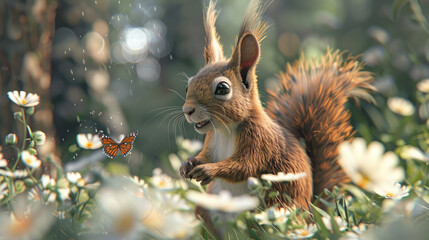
[231,0,268,90]
[203,1,225,64]
[234,33,260,89]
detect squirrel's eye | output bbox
[185,86,188,93]
[215,82,230,95]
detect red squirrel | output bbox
[180,0,374,227]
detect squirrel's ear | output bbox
[203,1,225,64]
[231,33,260,90]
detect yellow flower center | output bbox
[159,180,166,187]
[300,230,309,236]
[385,192,394,198]
[24,157,34,165]
[175,230,187,238]
[77,179,86,186]
[142,209,163,230]
[85,142,93,149]
[357,174,370,189]
[115,212,136,234]
[21,99,27,105]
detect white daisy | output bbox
[387,97,415,116]
[12,170,28,178]
[322,216,347,231]
[254,207,289,225]
[286,224,317,239]
[0,169,28,179]
[28,187,57,203]
[7,90,40,107]
[146,190,192,212]
[399,145,429,163]
[261,172,307,182]
[374,183,409,200]
[76,133,102,149]
[21,150,41,169]
[129,175,148,188]
[150,168,177,191]
[0,154,8,167]
[338,138,404,192]
[417,78,429,93]
[40,174,56,188]
[177,137,203,153]
[186,190,259,213]
[130,187,197,239]
[57,188,70,200]
[141,205,197,239]
[95,186,145,239]
[66,172,82,183]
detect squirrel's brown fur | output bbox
[180,0,374,235]
[267,52,375,197]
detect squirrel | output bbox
[180,0,374,233]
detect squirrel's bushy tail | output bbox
[267,50,375,197]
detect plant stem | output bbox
[12,108,27,171]
[26,167,45,204]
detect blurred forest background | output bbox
[1,0,428,177]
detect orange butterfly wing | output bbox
[118,131,138,156]
[98,133,119,158]
[98,131,138,158]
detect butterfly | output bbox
[98,131,138,158]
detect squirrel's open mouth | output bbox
[195,119,210,129]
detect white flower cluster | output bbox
[93,175,197,239]
[339,138,409,199]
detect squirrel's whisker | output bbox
[168,89,186,102]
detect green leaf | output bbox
[68,144,79,153]
[410,0,429,33]
[310,203,330,238]
[329,214,343,237]
[197,215,217,239]
[268,191,279,198]
[342,184,371,202]
[392,0,408,19]
[310,202,330,218]
[26,148,37,155]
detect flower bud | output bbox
[15,180,26,193]
[5,133,17,145]
[267,208,276,222]
[26,107,35,115]
[33,131,46,145]
[26,148,37,155]
[77,178,86,187]
[13,112,22,120]
[247,177,260,190]
[24,178,37,188]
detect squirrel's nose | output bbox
[183,106,195,116]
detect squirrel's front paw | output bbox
[188,164,215,186]
[180,156,201,179]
